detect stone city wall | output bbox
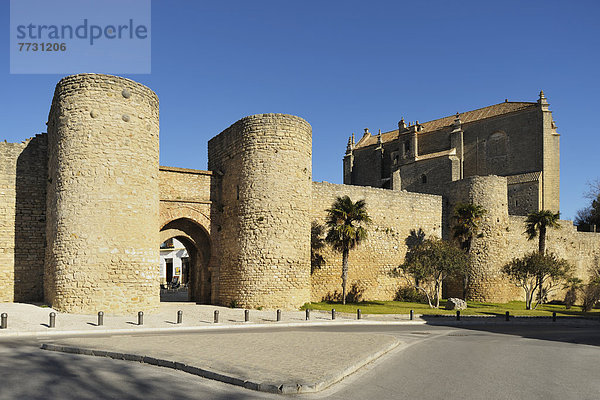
[44,74,160,315]
[208,114,313,309]
[0,134,47,302]
[310,182,443,302]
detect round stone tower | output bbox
[44,74,160,314]
[208,114,312,309]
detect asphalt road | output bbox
[1,323,598,400]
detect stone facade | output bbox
[208,114,313,309]
[0,134,47,302]
[0,74,597,313]
[44,74,160,314]
[310,182,442,302]
[345,94,561,216]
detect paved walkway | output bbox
[0,302,426,338]
[42,331,400,394]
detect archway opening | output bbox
[159,218,211,303]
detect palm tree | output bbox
[525,210,561,254]
[452,203,486,298]
[524,210,561,305]
[325,196,371,305]
[452,203,487,253]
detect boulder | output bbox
[445,297,467,310]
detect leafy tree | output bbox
[451,203,486,298]
[525,210,561,254]
[502,252,572,310]
[310,221,326,274]
[582,262,600,312]
[324,196,371,305]
[563,277,583,309]
[398,238,469,308]
[575,179,600,231]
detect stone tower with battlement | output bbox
[208,114,313,309]
[44,74,160,314]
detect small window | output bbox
[421,174,427,184]
[404,141,410,154]
[160,238,174,249]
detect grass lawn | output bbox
[301,300,600,317]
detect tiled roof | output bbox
[505,171,542,185]
[354,101,538,149]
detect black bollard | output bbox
[1,313,7,329]
[244,309,250,322]
[277,309,281,322]
[137,311,144,326]
[357,309,362,320]
[49,312,56,328]
[410,309,414,321]
[456,310,460,321]
[177,310,183,324]
[331,309,336,320]
[97,311,104,326]
[552,311,556,322]
[505,311,510,322]
[305,309,310,321]
[214,310,219,323]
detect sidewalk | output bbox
[0,302,429,339]
[0,302,596,339]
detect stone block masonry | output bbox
[310,182,443,302]
[208,114,312,309]
[0,134,47,302]
[44,74,160,314]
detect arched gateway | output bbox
[159,177,213,304]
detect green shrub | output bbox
[394,286,427,303]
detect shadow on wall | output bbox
[14,134,47,302]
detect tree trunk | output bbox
[539,226,546,254]
[341,248,349,305]
[525,290,532,310]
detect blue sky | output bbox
[1,1,599,220]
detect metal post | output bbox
[552,311,556,322]
[214,310,219,323]
[0,313,7,329]
[177,310,183,324]
[456,310,460,321]
[331,309,336,320]
[137,311,143,326]
[49,312,56,328]
[97,311,104,326]
[244,309,250,322]
[357,309,362,320]
[505,311,509,322]
[277,309,281,322]
[410,310,414,321]
[305,309,310,321]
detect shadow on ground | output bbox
[421,316,600,347]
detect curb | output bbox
[41,338,400,394]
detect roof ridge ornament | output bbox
[538,89,549,110]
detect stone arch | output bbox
[159,205,212,303]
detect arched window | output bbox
[421,174,427,184]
